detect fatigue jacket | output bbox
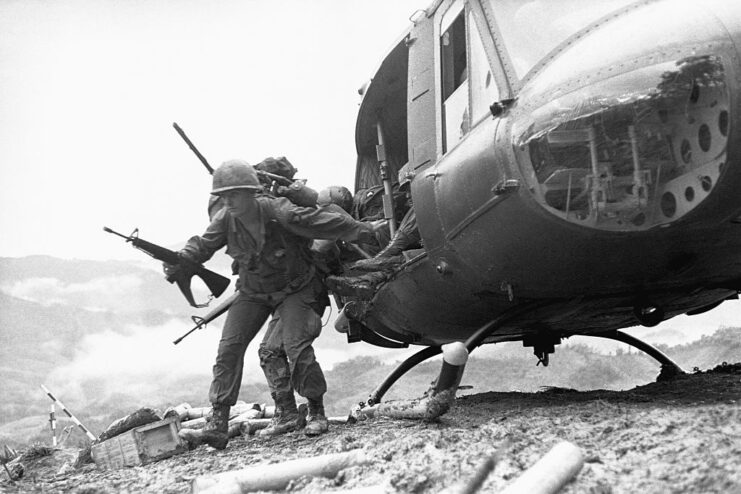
[183,195,371,296]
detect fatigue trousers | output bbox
[208,278,327,406]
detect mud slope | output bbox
[2,364,739,494]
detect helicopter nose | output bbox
[510,2,739,232]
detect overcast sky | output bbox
[0,0,425,261]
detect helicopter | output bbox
[334,0,741,406]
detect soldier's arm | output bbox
[266,197,375,242]
[180,208,229,263]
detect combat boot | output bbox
[325,272,387,299]
[201,404,230,450]
[304,396,329,436]
[350,255,405,272]
[258,392,301,437]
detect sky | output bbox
[0,0,426,261]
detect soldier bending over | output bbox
[165,160,379,449]
[326,164,421,299]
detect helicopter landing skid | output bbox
[588,330,685,380]
[351,303,543,421]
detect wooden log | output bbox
[178,421,245,448]
[181,418,208,430]
[231,409,262,422]
[163,403,191,421]
[230,403,262,419]
[327,416,350,425]
[191,450,370,493]
[184,403,263,421]
[239,419,271,436]
[438,444,508,494]
[184,407,211,420]
[498,441,584,494]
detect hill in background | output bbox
[2,327,739,449]
[0,255,739,449]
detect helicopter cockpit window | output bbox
[514,55,729,231]
[441,9,468,152]
[486,0,638,78]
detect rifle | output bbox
[103,226,230,308]
[173,290,239,344]
[172,122,214,174]
[172,121,293,186]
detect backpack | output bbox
[254,156,297,181]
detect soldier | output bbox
[326,164,421,298]
[364,163,420,261]
[165,159,380,449]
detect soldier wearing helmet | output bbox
[317,185,354,214]
[325,163,422,298]
[166,159,379,449]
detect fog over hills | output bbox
[0,256,405,428]
[0,255,739,448]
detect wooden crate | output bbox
[91,416,187,469]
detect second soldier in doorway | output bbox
[326,163,421,298]
[165,159,380,449]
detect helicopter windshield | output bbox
[513,55,729,231]
[486,0,638,78]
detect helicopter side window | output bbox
[441,9,469,153]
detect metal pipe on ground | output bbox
[191,449,371,493]
[376,342,468,420]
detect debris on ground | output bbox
[0,364,739,493]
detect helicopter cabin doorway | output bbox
[354,35,409,192]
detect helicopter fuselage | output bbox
[349,0,741,348]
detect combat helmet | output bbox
[398,163,415,191]
[317,185,353,213]
[211,159,262,195]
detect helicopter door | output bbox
[411,0,508,255]
[407,9,438,173]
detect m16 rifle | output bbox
[103,226,230,308]
[172,121,293,186]
[173,291,239,344]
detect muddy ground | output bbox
[1,364,739,494]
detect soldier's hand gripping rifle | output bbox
[173,290,239,344]
[103,227,230,308]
